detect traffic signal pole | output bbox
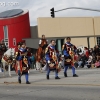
[54,7,100,12]
[50,7,100,18]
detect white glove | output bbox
[48,60,50,64]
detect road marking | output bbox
[2,82,100,87]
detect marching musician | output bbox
[21,56,30,84]
[45,40,60,80]
[62,37,78,77]
[19,42,30,84]
[15,42,30,84]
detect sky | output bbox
[0,0,100,26]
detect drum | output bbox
[49,63,55,68]
[49,59,56,69]
[64,56,72,65]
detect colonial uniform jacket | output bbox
[14,47,27,74]
[19,47,27,60]
[45,45,59,69]
[62,42,77,65]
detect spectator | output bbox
[95,60,100,68]
[89,48,94,56]
[84,47,89,58]
[86,55,92,68]
[27,48,32,66]
[91,55,96,64]
[94,45,100,60]
[30,53,36,69]
[78,53,88,68]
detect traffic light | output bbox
[50,7,55,18]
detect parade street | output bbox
[0,68,100,100]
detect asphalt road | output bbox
[0,68,100,100]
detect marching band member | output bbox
[62,37,78,77]
[21,56,30,84]
[19,43,30,84]
[15,42,30,84]
[45,40,60,80]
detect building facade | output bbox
[37,17,100,48]
[0,9,31,48]
[24,17,100,54]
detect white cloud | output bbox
[0,0,100,26]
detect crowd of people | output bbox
[74,45,100,69]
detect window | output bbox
[6,43,8,45]
[56,39,64,54]
[3,26,8,39]
[3,26,9,49]
[97,37,100,45]
[58,40,61,53]
[13,38,16,46]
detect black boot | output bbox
[55,76,60,79]
[26,81,31,84]
[18,79,21,84]
[64,72,67,77]
[73,74,78,77]
[47,75,49,80]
